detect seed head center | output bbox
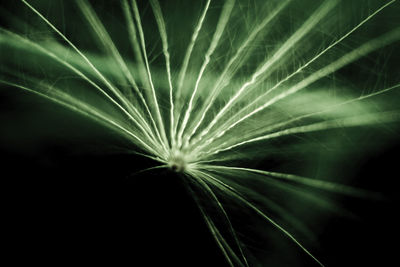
[168,151,188,172]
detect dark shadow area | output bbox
[0,89,229,266]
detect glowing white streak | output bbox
[193,27,400,154]
[194,170,325,267]
[196,0,397,146]
[190,174,249,267]
[204,165,380,198]
[202,111,400,157]
[214,82,400,154]
[131,0,169,148]
[77,0,169,154]
[174,0,211,138]
[193,0,337,146]
[149,0,175,147]
[184,0,291,145]
[0,29,160,150]
[190,192,235,267]
[195,166,317,239]
[20,0,137,125]
[177,0,236,148]
[1,80,158,156]
[122,0,153,94]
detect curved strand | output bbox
[149,0,175,147]
[20,0,138,126]
[192,27,400,153]
[131,0,169,150]
[173,0,212,142]
[194,170,325,267]
[183,0,291,146]
[189,173,249,267]
[77,0,167,154]
[0,29,164,155]
[176,0,236,148]
[203,165,381,198]
[192,0,338,146]
[1,80,158,155]
[200,111,400,158]
[190,0,397,148]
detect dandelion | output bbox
[1,0,399,266]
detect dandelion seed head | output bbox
[1,0,399,266]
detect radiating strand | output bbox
[193,0,397,147]
[122,150,166,165]
[149,0,175,147]
[191,0,338,147]
[127,165,167,178]
[0,29,166,155]
[183,0,291,146]
[193,169,325,267]
[1,80,158,155]
[177,0,236,148]
[199,166,357,217]
[195,167,318,239]
[189,173,249,267]
[196,201,235,267]
[122,0,168,155]
[20,0,140,132]
[213,82,400,154]
[183,176,235,267]
[174,0,211,138]
[21,0,163,153]
[77,0,138,96]
[201,111,400,158]
[131,0,169,149]
[193,27,400,154]
[193,164,318,240]
[77,0,167,154]
[121,0,149,88]
[204,166,380,198]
